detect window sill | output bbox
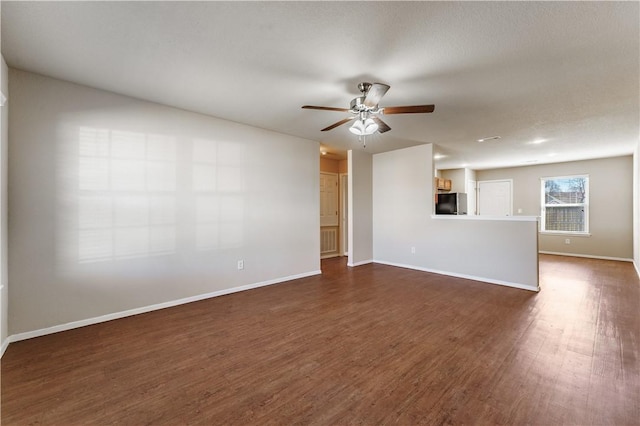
[539,231,591,237]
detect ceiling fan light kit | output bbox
[302,82,435,147]
[349,117,378,136]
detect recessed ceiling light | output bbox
[434,154,446,159]
[477,136,501,143]
[530,138,547,145]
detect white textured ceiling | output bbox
[2,1,638,169]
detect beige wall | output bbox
[339,159,348,174]
[440,168,466,193]
[373,144,539,290]
[476,156,634,260]
[348,149,373,266]
[320,157,339,173]
[8,69,321,336]
[320,157,348,174]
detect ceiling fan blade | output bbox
[382,105,435,114]
[372,116,391,133]
[363,83,390,107]
[321,117,354,131]
[302,105,350,112]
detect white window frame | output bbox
[540,174,590,235]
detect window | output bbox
[540,175,589,233]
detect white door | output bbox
[320,173,339,227]
[478,180,512,216]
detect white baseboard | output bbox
[539,251,633,262]
[1,337,9,358]
[347,259,373,267]
[634,260,640,279]
[373,260,539,292]
[6,269,322,346]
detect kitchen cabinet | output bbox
[435,177,452,191]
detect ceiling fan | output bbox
[302,82,435,137]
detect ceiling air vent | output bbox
[476,136,501,143]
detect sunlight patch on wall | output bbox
[193,138,245,251]
[56,124,250,269]
[56,124,255,272]
[76,126,177,263]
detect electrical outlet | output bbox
[565,239,570,245]
[237,260,244,270]
[411,246,416,254]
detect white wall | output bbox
[348,149,373,266]
[465,168,477,215]
[8,69,320,336]
[440,168,466,193]
[634,140,640,276]
[1,55,9,353]
[373,144,539,291]
[477,156,634,260]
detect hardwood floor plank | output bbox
[2,255,639,424]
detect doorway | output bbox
[320,172,339,258]
[319,154,348,260]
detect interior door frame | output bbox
[467,179,477,215]
[339,173,348,256]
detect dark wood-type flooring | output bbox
[2,255,639,424]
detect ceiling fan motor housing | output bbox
[350,96,366,113]
[357,82,372,94]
